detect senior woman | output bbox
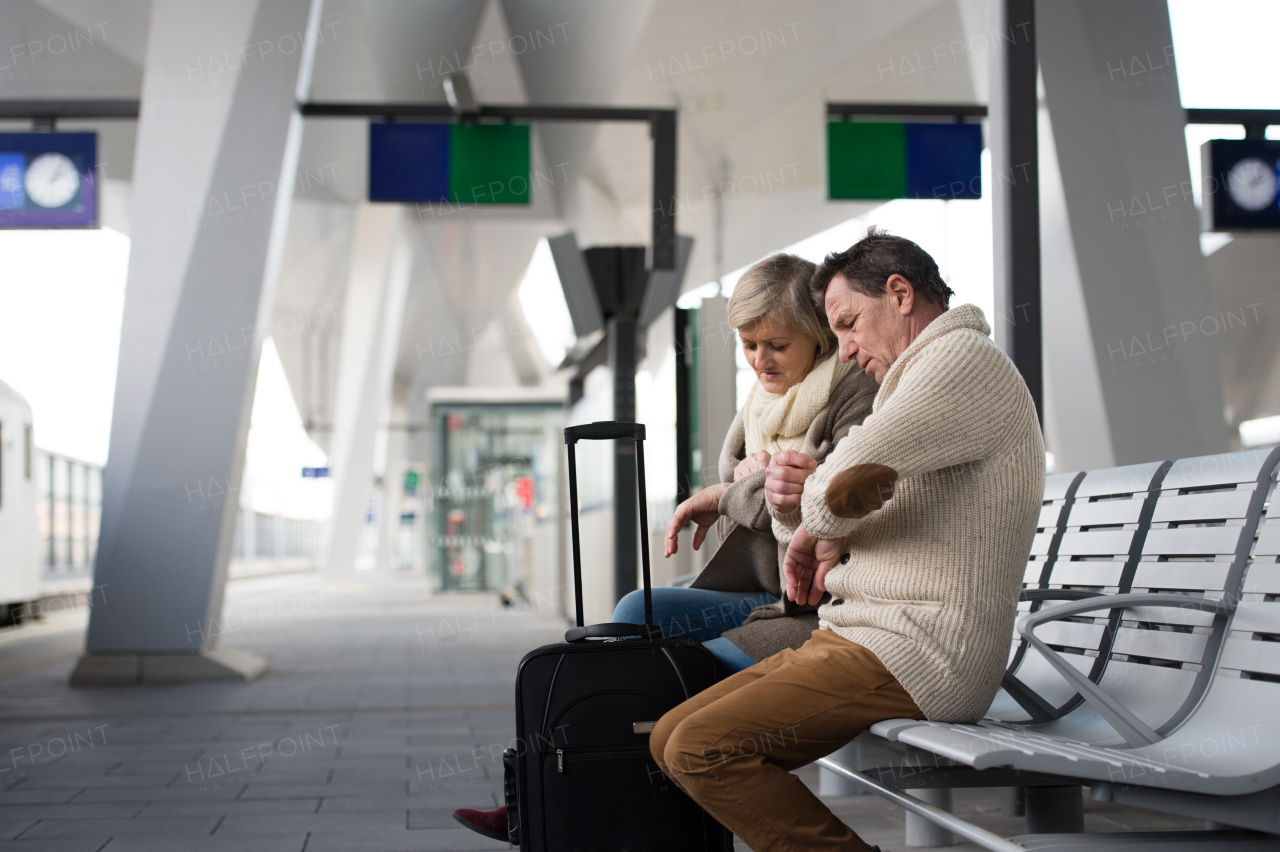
[611,251,879,675]
[452,253,877,843]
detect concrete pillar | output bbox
[1038,0,1228,463]
[73,0,322,685]
[325,205,412,580]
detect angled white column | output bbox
[1039,101,1116,472]
[1038,0,1227,463]
[74,0,322,685]
[325,204,412,580]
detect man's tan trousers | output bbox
[651,630,925,852]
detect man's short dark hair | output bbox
[812,227,955,311]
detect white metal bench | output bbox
[818,448,1280,851]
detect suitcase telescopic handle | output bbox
[564,422,646,442]
[564,421,653,631]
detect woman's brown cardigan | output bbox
[689,365,879,661]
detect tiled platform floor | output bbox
[0,572,1208,851]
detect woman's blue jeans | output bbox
[612,587,777,677]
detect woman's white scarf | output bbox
[743,353,852,455]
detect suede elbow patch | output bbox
[826,464,899,519]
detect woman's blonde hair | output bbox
[727,253,837,359]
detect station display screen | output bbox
[0,133,98,229]
[368,122,531,205]
[1201,138,1280,231]
[828,121,982,201]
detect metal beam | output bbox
[828,104,1280,127]
[300,101,669,123]
[826,102,987,120]
[650,110,677,270]
[1185,108,1280,139]
[1184,108,1280,126]
[990,0,1041,422]
[816,758,1028,852]
[0,99,140,119]
[11,99,1274,130]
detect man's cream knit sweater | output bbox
[773,305,1044,723]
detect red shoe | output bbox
[453,805,509,842]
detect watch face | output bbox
[24,152,80,208]
[1226,156,1278,212]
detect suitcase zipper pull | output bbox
[557,749,564,773]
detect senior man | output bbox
[650,228,1044,852]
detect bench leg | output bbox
[1024,785,1084,834]
[819,740,864,796]
[999,786,1025,816]
[904,788,958,847]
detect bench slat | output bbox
[1224,601,1280,635]
[1057,529,1134,556]
[1142,526,1244,556]
[1112,627,1207,664]
[1047,563,1124,587]
[1037,503,1065,529]
[1069,499,1145,527]
[1254,525,1280,558]
[1121,605,1216,628]
[1029,530,1054,556]
[1151,490,1253,523]
[1074,461,1166,499]
[1219,635,1280,676]
[1161,449,1277,490]
[1035,620,1106,651]
[1131,562,1229,592]
[1243,564,1280,594]
[1044,471,1083,501]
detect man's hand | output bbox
[664,483,728,557]
[733,451,771,482]
[783,524,845,606]
[765,450,818,513]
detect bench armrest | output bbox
[1018,593,1233,748]
[1001,589,1105,722]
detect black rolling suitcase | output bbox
[503,421,733,851]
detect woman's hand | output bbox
[664,483,729,557]
[733,451,771,481]
[765,450,818,513]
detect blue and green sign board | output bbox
[369,122,531,204]
[827,121,982,201]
